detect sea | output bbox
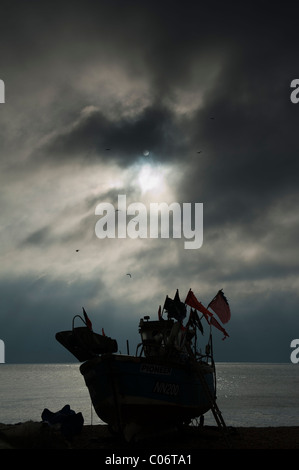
[0,362,299,428]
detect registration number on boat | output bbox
[153,381,179,396]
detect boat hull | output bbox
[80,354,215,432]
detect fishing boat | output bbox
[56,289,231,441]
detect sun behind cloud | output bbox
[138,163,164,194]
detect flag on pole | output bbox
[208,289,231,324]
[186,308,204,334]
[210,316,229,340]
[184,289,213,322]
[163,289,186,321]
[82,307,93,330]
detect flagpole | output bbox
[210,326,214,361]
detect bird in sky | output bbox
[76,249,80,252]
[126,273,132,278]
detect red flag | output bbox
[208,289,231,324]
[184,289,213,322]
[82,307,92,330]
[210,316,229,340]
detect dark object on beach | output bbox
[42,405,84,440]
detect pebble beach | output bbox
[1,421,299,450]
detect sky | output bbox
[0,1,299,363]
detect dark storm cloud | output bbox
[32,104,184,167]
[15,0,297,212]
[0,2,252,164]
[176,37,299,237]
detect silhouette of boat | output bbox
[56,289,230,440]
